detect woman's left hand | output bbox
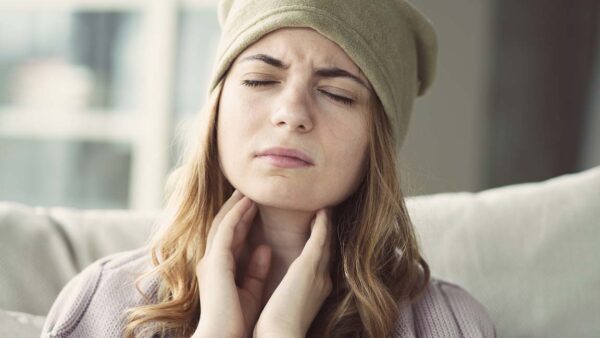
[254,208,334,338]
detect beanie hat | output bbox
[207,0,438,151]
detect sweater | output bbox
[40,246,496,337]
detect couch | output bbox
[1,165,599,337]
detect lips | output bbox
[255,146,314,165]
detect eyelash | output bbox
[241,80,355,106]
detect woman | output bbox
[42,0,496,337]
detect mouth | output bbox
[255,146,315,168]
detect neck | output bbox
[238,203,315,306]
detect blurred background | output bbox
[0,0,598,210]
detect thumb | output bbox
[240,245,272,324]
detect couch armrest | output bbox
[0,202,158,315]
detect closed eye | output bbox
[241,80,355,106]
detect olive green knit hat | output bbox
[208,0,438,151]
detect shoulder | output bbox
[41,246,159,338]
[396,277,497,338]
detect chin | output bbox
[242,183,321,211]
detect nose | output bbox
[270,83,314,132]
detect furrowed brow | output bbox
[240,53,370,90]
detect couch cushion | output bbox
[406,165,600,338]
[0,203,159,315]
[0,309,45,338]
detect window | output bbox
[0,0,221,210]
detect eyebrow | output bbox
[240,53,371,90]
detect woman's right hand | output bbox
[192,189,272,338]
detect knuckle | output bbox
[297,252,318,270]
[324,276,333,293]
[317,275,333,296]
[196,259,207,276]
[308,258,320,276]
[211,212,223,228]
[315,231,328,250]
[288,258,302,272]
[209,219,218,232]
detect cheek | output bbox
[217,100,263,176]
[322,125,369,196]
[332,142,367,178]
[327,116,369,162]
[221,92,265,132]
[219,90,258,140]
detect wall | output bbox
[399,0,492,196]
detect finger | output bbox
[240,245,272,314]
[215,189,243,224]
[319,210,335,272]
[206,189,243,252]
[301,209,330,272]
[212,196,254,253]
[315,209,333,274]
[231,201,258,259]
[307,209,329,251]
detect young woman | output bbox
[42,1,496,337]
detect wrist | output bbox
[254,327,303,338]
[193,331,239,338]
[256,333,302,338]
[194,321,239,338]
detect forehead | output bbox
[235,27,368,80]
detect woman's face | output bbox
[217,27,372,211]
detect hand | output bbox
[254,208,333,338]
[193,190,271,338]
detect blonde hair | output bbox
[123,74,430,338]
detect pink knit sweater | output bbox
[41,247,496,337]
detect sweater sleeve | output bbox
[436,280,497,338]
[40,260,104,338]
[40,247,158,338]
[406,278,497,338]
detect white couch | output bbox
[1,165,599,337]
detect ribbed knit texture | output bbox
[41,247,496,338]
